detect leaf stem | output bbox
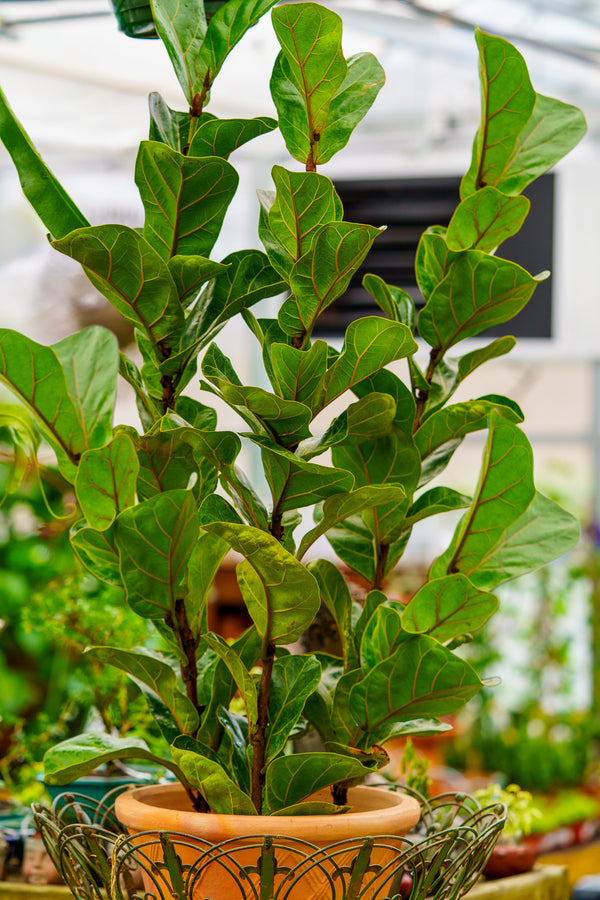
[373,542,390,591]
[412,347,441,433]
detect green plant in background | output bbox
[0,0,586,816]
[473,784,541,844]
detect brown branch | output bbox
[250,641,276,813]
[373,542,390,591]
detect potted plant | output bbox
[0,0,586,875]
[474,783,542,879]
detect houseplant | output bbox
[0,0,586,846]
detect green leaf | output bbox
[495,93,587,195]
[171,741,256,815]
[52,225,185,350]
[119,353,161,429]
[85,646,199,733]
[75,433,139,531]
[363,273,415,331]
[271,802,349,816]
[148,91,191,152]
[360,602,405,671]
[446,187,530,252]
[271,339,328,412]
[204,522,319,643]
[44,732,179,785]
[403,487,471,530]
[115,489,199,619]
[459,491,580,590]
[415,228,458,303]
[270,3,346,166]
[0,330,86,479]
[0,85,89,238]
[70,521,121,585]
[207,381,312,447]
[279,222,383,342]
[369,718,452,746]
[201,633,258,728]
[316,52,385,165]
[194,0,280,96]
[149,0,208,103]
[185,528,229,637]
[260,166,343,279]
[168,255,228,307]
[307,560,359,671]
[323,317,417,405]
[189,116,277,158]
[264,752,371,815]
[415,397,524,462]
[431,413,535,579]
[136,143,238,260]
[270,6,383,166]
[297,485,406,560]
[253,435,354,513]
[401,575,498,642]
[461,29,536,198]
[299,393,397,460]
[418,251,542,353]
[216,709,251,797]
[349,635,483,732]
[266,655,322,762]
[136,431,200,501]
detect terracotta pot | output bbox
[483,842,538,879]
[116,783,421,900]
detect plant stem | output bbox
[171,599,201,720]
[412,347,441,433]
[251,640,276,813]
[332,782,348,806]
[373,542,390,591]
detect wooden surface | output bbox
[466,865,570,900]
[539,840,600,885]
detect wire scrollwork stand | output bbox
[32,786,506,900]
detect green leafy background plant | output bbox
[0,0,586,815]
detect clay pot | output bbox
[483,841,538,879]
[116,783,421,900]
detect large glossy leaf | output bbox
[209,381,312,447]
[264,752,372,815]
[266,655,321,762]
[186,530,229,638]
[136,431,200,501]
[194,0,280,96]
[459,491,580,590]
[307,560,359,671]
[52,225,185,349]
[495,93,587,195]
[0,86,89,238]
[446,187,530,252]
[150,0,208,102]
[363,273,415,331]
[415,396,524,462]
[401,575,498,642]
[85,646,199,734]
[418,251,541,353]
[0,330,86,478]
[299,393,397,461]
[168,255,228,307]
[403,487,471,531]
[44,732,180,785]
[431,413,535,579]
[70,521,121,585]
[136,143,238,261]
[279,222,383,342]
[323,318,417,405]
[270,3,346,166]
[216,709,251,797]
[115,489,199,619]
[260,167,343,279]
[461,29,536,198]
[171,742,256,815]
[254,436,354,513]
[271,339,328,412]
[119,354,161,429]
[359,603,405,671]
[201,634,258,728]
[204,522,319,643]
[297,485,406,560]
[148,91,192,152]
[349,635,482,733]
[415,228,458,304]
[189,116,277,158]
[353,369,416,436]
[316,52,385,165]
[75,433,139,531]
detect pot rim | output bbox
[115,782,422,840]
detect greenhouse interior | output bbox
[1,1,600,898]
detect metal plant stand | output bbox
[32,788,506,900]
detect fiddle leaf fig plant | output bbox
[0,0,585,816]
